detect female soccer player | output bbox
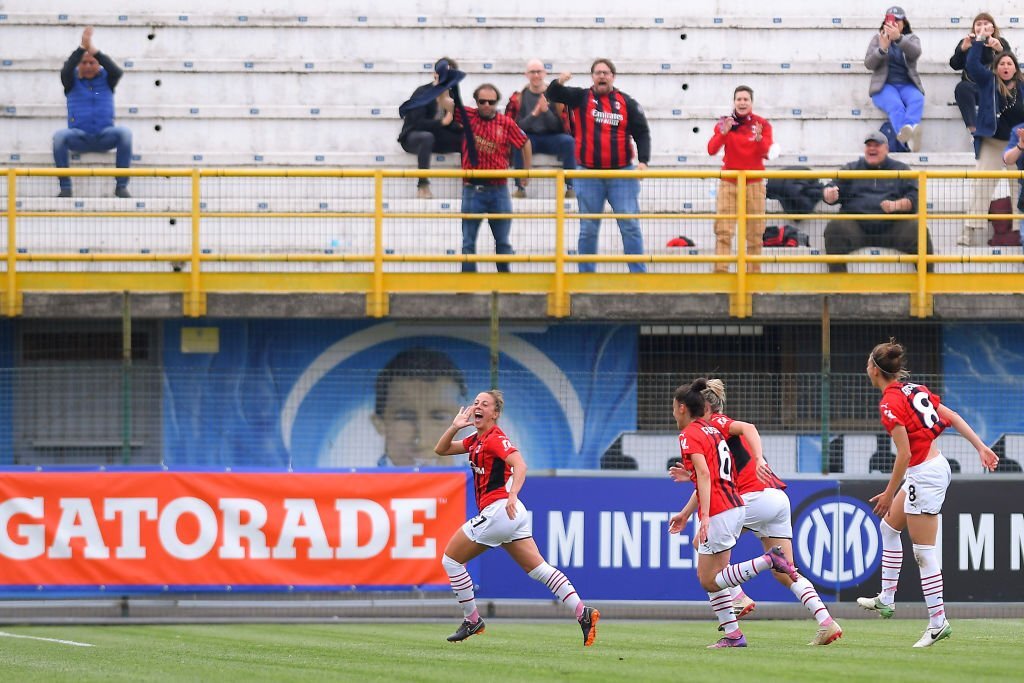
[670,379,843,646]
[857,339,998,647]
[668,378,799,648]
[433,389,599,646]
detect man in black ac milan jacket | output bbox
[547,59,651,273]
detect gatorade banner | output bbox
[0,471,467,590]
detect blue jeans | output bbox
[871,83,924,132]
[461,185,513,272]
[574,171,645,273]
[513,132,577,188]
[53,126,133,190]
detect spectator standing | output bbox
[456,84,531,273]
[398,58,469,199]
[707,85,774,273]
[54,26,132,198]
[865,7,925,152]
[822,132,932,272]
[547,59,650,273]
[949,13,1010,137]
[505,59,577,199]
[962,41,1024,245]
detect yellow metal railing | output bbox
[3,167,1024,319]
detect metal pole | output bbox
[122,290,132,464]
[489,291,499,389]
[820,295,831,475]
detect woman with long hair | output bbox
[857,340,998,647]
[668,378,799,648]
[433,389,599,646]
[962,41,1024,245]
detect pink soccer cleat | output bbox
[707,633,747,649]
[767,546,800,582]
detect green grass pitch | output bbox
[0,619,1020,682]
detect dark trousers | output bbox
[400,129,463,183]
[823,219,933,272]
[954,80,979,130]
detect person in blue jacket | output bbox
[962,39,1024,245]
[54,26,133,198]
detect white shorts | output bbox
[741,488,793,539]
[903,454,952,515]
[460,498,533,547]
[697,506,745,555]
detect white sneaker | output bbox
[897,124,914,144]
[912,621,951,648]
[909,124,923,152]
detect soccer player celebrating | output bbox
[670,379,843,646]
[858,339,998,647]
[433,389,599,645]
[668,378,800,648]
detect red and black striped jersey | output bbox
[707,412,787,495]
[462,425,519,510]
[545,81,650,169]
[879,382,950,467]
[678,418,744,518]
[456,108,528,173]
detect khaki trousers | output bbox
[714,180,765,272]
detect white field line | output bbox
[0,630,94,647]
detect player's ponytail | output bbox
[870,338,910,380]
[673,378,708,418]
[702,379,726,412]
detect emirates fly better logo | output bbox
[794,495,880,592]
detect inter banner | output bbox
[0,471,467,590]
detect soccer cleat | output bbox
[512,187,527,199]
[767,546,800,582]
[114,186,131,199]
[856,595,895,619]
[718,596,756,631]
[913,621,951,648]
[707,633,747,649]
[579,606,600,647]
[446,617,486,642]
[808,619,843,646]
[733,595,756,619]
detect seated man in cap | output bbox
[821,131,932,272]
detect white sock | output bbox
[708,588,740,635]
[790,577,831,626]
[880,520,902,605]
[714,554,771,589]
[442,554,478,621]
[729,586,746,602]
[914,544,945,628]
[528,562,584,618]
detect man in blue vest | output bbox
[54,26,132,198]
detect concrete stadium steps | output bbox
[3,1,1019,172]
[0,116,979,158]
[0,149,989,171]
[0,60,1004,107]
